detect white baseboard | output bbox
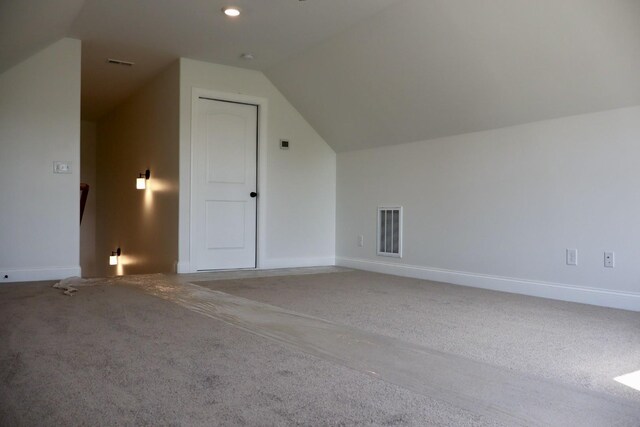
[336,257,640,312]
[176,261,191,274]
[177,257,335,273]
[0,266,82,283]
[259,257,336,270]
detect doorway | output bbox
[191,97,258,270]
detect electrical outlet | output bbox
[566,248,578,266]
[357,235,364,247]
[604,252,615,268]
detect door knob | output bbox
[250,192,258,198]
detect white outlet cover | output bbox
[604,252,615,268]
[54,161,72,174]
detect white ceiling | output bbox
[1,0,399,119]
[70,0,399,119]
[0,0,85,72]
[267,0,640,151]
[2,0,640,151]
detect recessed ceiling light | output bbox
[222,7,240,17]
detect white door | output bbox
[192,97,258,270]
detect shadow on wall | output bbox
[102,175,179,277]
[95,61,180,278]
[80,121,98,278]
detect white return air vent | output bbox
[377,206,402,258]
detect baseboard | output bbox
[177,257,335,273]
[259,257,336,270]
[0,266,82,283]
[176,261,191,274]
[336,257,640,312]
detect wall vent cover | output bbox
[106,58,135,67]
[377,206,402,257]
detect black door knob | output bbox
[250,192,258,198]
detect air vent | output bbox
[377,206,402,257]
[106,58,135,67]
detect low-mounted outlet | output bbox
[357,235,364,247]
[566,248,578,266]
[604,252,615,268]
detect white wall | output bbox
[0,38,81,282]
[179,59,336,271]
[96,62,180,277]
[337,106,640,311]
[80,121,97,277]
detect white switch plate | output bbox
[566,248,578,266]
[53,161,71,174]
[604,252,615,268]
[357,235,364,247]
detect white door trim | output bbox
[187,88,269,273]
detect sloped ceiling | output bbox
[1,0,398,120]
[2,0,640,149]
[69,0,399,120]
[266,0,640,152]
[0,0,85,73]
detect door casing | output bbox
[188,88,269,272]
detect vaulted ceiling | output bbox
[2,0,640,152]
[1,0,399,120]
[266,0,640,151]
[0,0,85,72]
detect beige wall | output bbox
[80,121,97,277]
[0,38,81,282]
[96,62,180,276]
[178,59,336,271]
[95,57,335,276]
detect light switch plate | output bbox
[53,161,71,174]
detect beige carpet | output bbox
[197,270,640,402]
[1,269,639,425]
